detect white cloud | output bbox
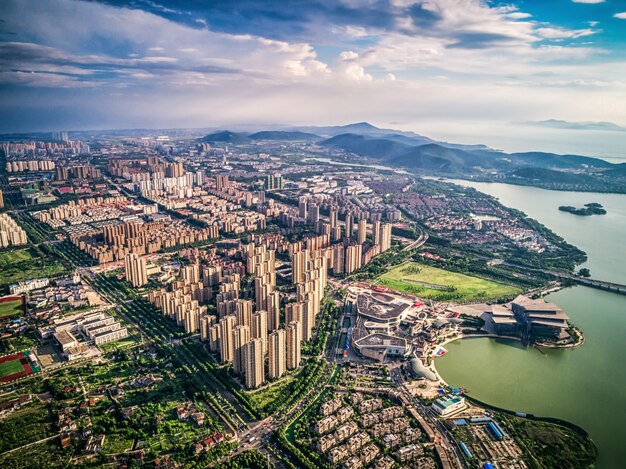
[571,0,604,4]
[536,27,596,39]
[508,12,532,20]
[0,0,625,145]
[0,0,332,86]
[614,12,626,19]
[339,51,359,61]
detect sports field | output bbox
[0,358,25,379]
[0,299,23,318]
[377,261,521,302]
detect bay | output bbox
[434,180,626,468]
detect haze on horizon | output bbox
[1,0,626,160]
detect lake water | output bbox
[434,180,626,468]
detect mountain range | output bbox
[203,123,613,171]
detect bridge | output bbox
[504,262,626,296]
[568,276,626,295]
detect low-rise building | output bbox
[360,443,380,464]
[317,434,336,452]
[329,445,349,464]
[431,395,466,417]
[394,444,424,462]
[373,455,395,469]
[382,433,401,449]
[358,398,382,414]
[315,415,338,435]
[320,398,342,416]
[336,406,354,424]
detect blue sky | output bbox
[1,0,626,157]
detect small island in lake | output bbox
[559,202,607,216]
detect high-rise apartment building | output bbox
[286,321,302,370]
[236,299,253,328]
[232,325,251,375]
[345,244,363,274]
[251,310,268,355]
[268,329,286,379]
[124,253,148,287]
[357,218,368,244]
[219,315,236,364]
[380,223,392,252]
[265,173,283,191]
[243,338,265,388]
[267,291,280,331]
[298,198,308,219]
[292,249,309,284]
[345,212,353,238]
[215,173,229,191]
[307,203,320,224]
[329,208,338,228]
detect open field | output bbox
[0,249,33,265]
[0,298,23,318]
[377,261,521,302]
[0,247,67,292]
[0,358,25,379]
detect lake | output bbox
[434,180,626,468]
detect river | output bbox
[434,180,626,468]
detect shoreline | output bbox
[427,329,584,389]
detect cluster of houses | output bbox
[312,392,434,469]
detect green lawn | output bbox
[377,261,521,302]
[0,247,67,292]
[0,299,22,318]
[0,359,25,379]
[0,249,33,266]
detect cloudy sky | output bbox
[1,0,626,158]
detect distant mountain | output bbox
[320,132,616,174]
[390,144,499,171]
[320,134,505,170]
[510,152,612,169]
[290,122,493,152]
[526,119,626,133]
[603,163,626,176]
[320,134,412,159]
[248,131,321,141]
[202,131,250,144]
[507,167,597,184]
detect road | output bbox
[503,262,626,295]
[0,434,60,457]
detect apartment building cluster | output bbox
[194,244,304,389]
[72,217,215,263]
[0,213,28,247]
[54,164,102,181]
[147,261,212,334]
[1,140,88,159]
[5,159,55,172]
[33,196,157,229]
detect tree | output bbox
[578,268,591,278]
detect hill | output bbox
[248,131,321,141]
[320,134,412,159]
[506,167,597,184]
[202,131,250,144]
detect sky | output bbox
[1,0,626,159]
